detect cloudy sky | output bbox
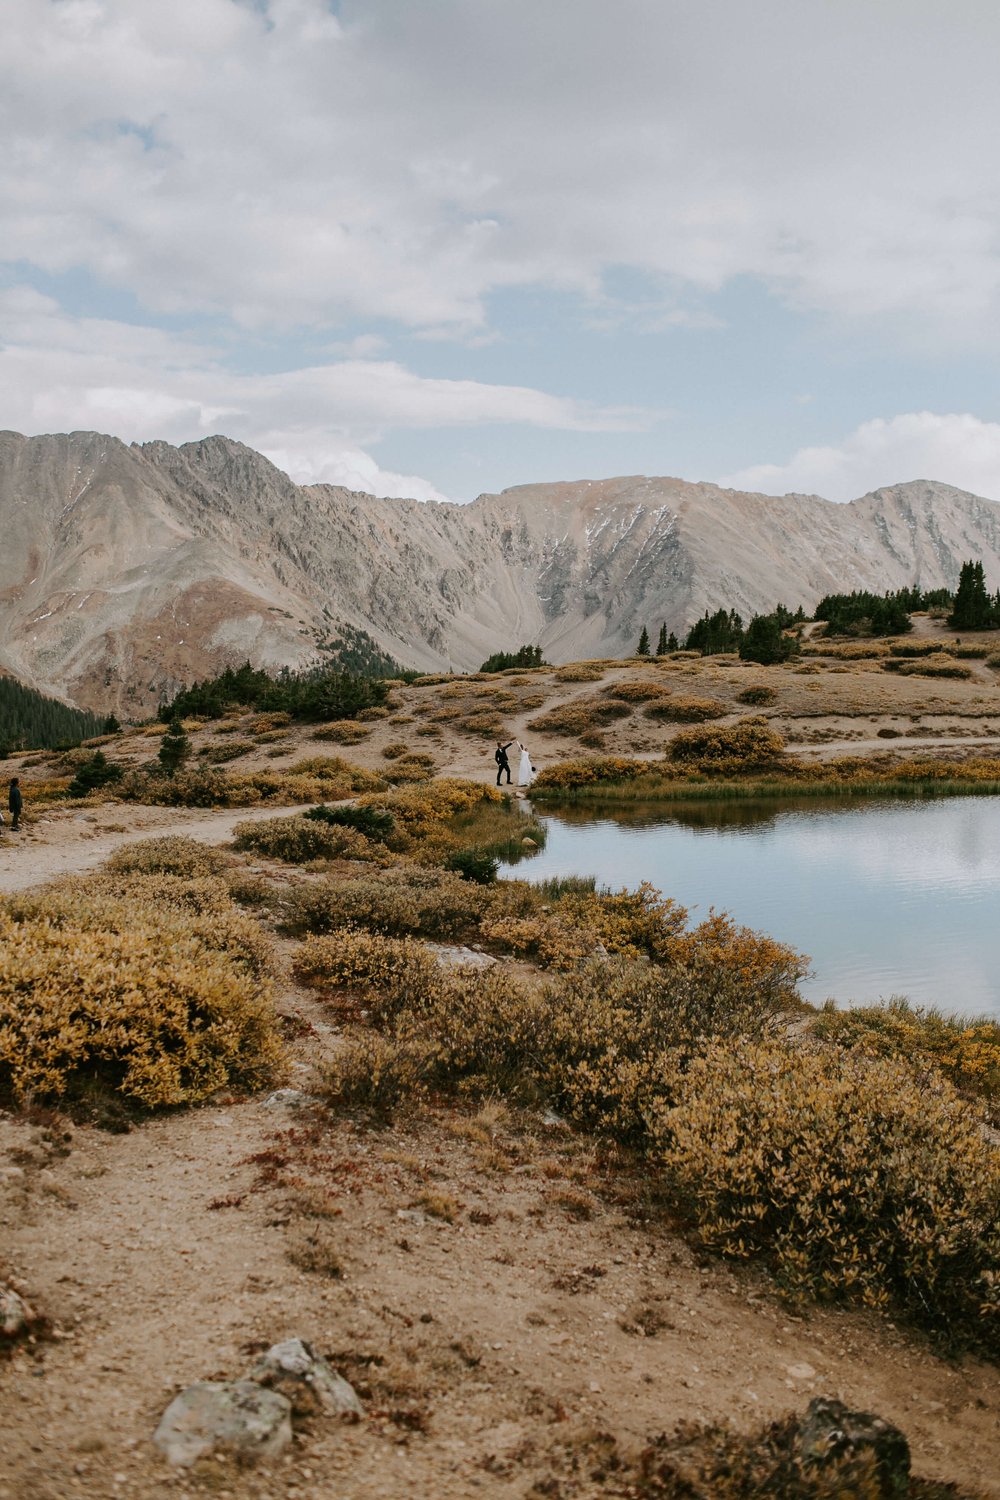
[4,0,1000,504]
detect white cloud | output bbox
[0,287,650,498]
[719,412,1000,503]
[5,0,1000,339]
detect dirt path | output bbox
[0,802,313,895]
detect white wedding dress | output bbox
[517,746,534,786]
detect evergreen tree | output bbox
[739,613,797,665]
[636,625,651,656]
[159,718,191,776]
[656,622,668,656]
[667,631,679,651]
[684,609,744,654]
[68,751,124,798]
[949,560,996,629]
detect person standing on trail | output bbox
[8,777,22,831]
[494,740,514,786]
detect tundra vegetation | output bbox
[5,763,995,1363]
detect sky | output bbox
[4,0,1000,505]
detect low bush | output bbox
[356,705,391,721]
[0,875,282,1109]
[668,716,787,775]
[884,654,973,679]
[382,741,409,759]
[292,928,444,1021]
[282,865,488,940]
[198,739,255,763]
[812,998,1000,1119]
[232,815,371,864]
[528,698,631,735]
[554,664,604,682]
[105,835,230,879]
[445,848,499,883]
[604,679,671,703]
[736,684,777,706]
[655,1039,1000,1348]
[116,756,385,807]
[645,695,727,723]
[457,713,506,738]
[304,803,395,840]
[532,756,646,791]
[311,721,370,745]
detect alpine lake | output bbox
[499,793,1000,1018]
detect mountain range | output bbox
[4,428,1000,714]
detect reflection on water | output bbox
[500,795,1000,1017]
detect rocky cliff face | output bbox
[3,429,1000,713]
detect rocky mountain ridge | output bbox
[3,429,1000,713]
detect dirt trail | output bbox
[0,802,313,895]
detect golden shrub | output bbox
[457,713,506,738]
[357,705,391,721]
[292,928,444,1021]
[668,716,787,774]
[554,664,604,682]
[655,1039,1000,1345]
[232,814,371,864]
[813,999,1000,1117]
[531,756,646,790]
[247,711,292,732]
[282,864,488,940]
[106,835,231,879]
[312,720,371,744]
[528,697,632,735]
[736,684,777,706]
[0,888,282,1109]
[645,695,727,723]
[885,654,973,679]
[382,741,409,759]
[117,756,385,807]
[604,679,672,703]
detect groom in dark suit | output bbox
[494,740,513,785]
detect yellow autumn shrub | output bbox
[232,814,371,864]
[0,877,282,1109]
[668,716,787,775]
[292,928,445,1022]
[654,1038,1000,1347]
[311,720,371,744]
[812,999,1000,1118]
[282,865,488,940]
[645,695,727,723]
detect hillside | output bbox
[4,429,1000,713]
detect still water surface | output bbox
[499,796,1000,1017]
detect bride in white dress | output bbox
[517,741,535,786]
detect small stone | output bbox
[786,1362,817,1380]
[153,1381,292,1467]
[261,1089,317,1111]
[248,1339,364,1419]
[0,1286,33,1338]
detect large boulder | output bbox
[248,1338,364,1419]
[153,1380,292,1467]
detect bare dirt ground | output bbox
[4,628,1000,1496]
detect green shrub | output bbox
[232,815,370,863]
[67,750,124,798]
[304,803,395,839]
[654,1039,1000,1347]
[445,848,499,884]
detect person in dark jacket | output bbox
[494,740,514,786]
[8,777,22,831]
